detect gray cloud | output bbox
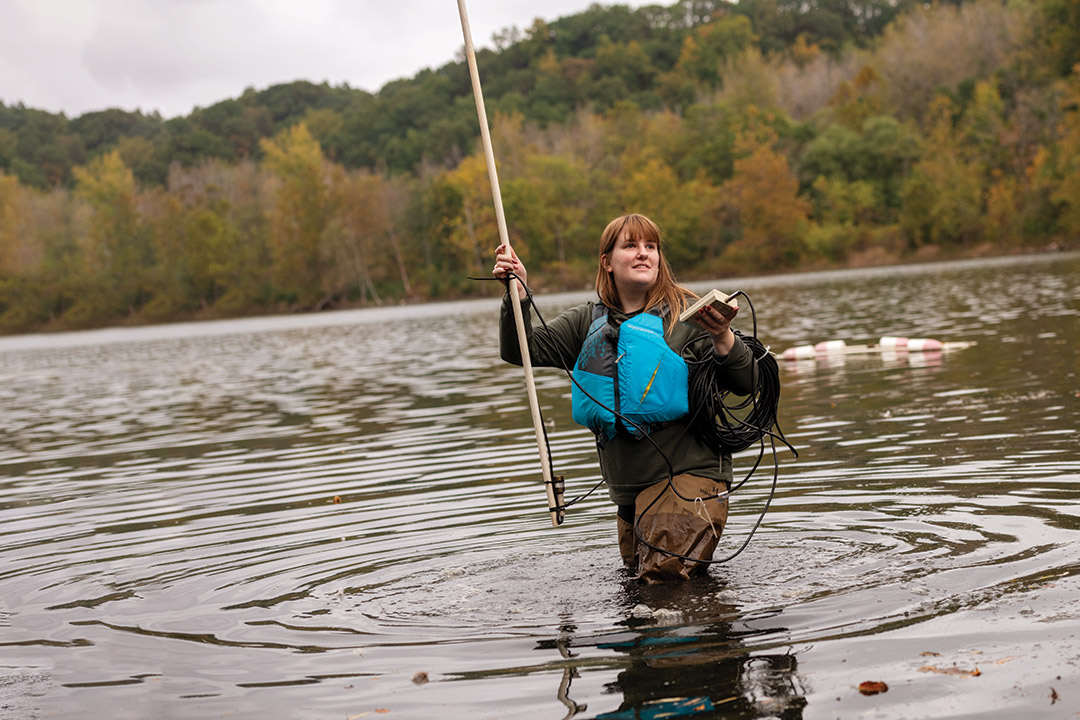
[1,0,654,118]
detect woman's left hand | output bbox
[695,305,738,357]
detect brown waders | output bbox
[616,473,729,584]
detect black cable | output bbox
[686,333,792,455]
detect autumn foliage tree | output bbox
[70,151,150,324]
[260,123,336,308]
[719,114,811,269]
[900,97,984,249]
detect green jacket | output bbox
[499,295,758,506]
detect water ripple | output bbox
[2,253,1078,718]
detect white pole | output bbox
[456,0,561,527]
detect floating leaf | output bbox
[918,665,981,677]
[858,681,888,695]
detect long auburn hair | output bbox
[594,214,695,332]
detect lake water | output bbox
[2,253,1078,719]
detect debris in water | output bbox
[412,672,429,685]
[625,604,683,624]
[918,665,981,677]
[652,608,682,624]
[858,681,888,695]
[1050,687,1059,705]
[920,651,941,657]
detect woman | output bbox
[493,214,757,582]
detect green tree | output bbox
[260,123,336,307]
[800,114,917,220]
[1039,0,1080,77]
[70,151,151,323]
[505,153,591,285]
[672,15,754,89]
[899,97,984,248]
[619,153,715,268]
[719,115,811,269]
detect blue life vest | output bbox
[571,304,690,440]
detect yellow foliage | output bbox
[900,97,984,246]
[790,35,820,68]
[73,150,137,206]
[828,66,884,130]
[260,123,336,306]
[444,154,498,272]
[0,172,20,275]
[72,151,140,277]
[720,122,810,269]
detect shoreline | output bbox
[4,241,1076,339]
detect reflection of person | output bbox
[545,584,807,719]
[595,631,806,719]
[493,214,757,582]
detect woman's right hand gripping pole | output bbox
[492,244,528,300]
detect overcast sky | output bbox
[1,0,659,119]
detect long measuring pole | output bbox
[456,0,560,527]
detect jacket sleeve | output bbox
[684,330,758,397]
[499,295,589,371]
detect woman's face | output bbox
[601,229,659,293]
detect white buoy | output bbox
[878,336,945,352]
[782,344,818,360]
[905,338,944,352]
[780,336,974,361]
[814,340,848,353]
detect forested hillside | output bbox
[1,0,1078,332]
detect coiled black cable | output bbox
[687,331,787,454]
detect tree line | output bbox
[0,0,1078,333]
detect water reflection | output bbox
[544,580,807,719]
[594,645,804,720]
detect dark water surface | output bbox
[2,254,1078,719]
